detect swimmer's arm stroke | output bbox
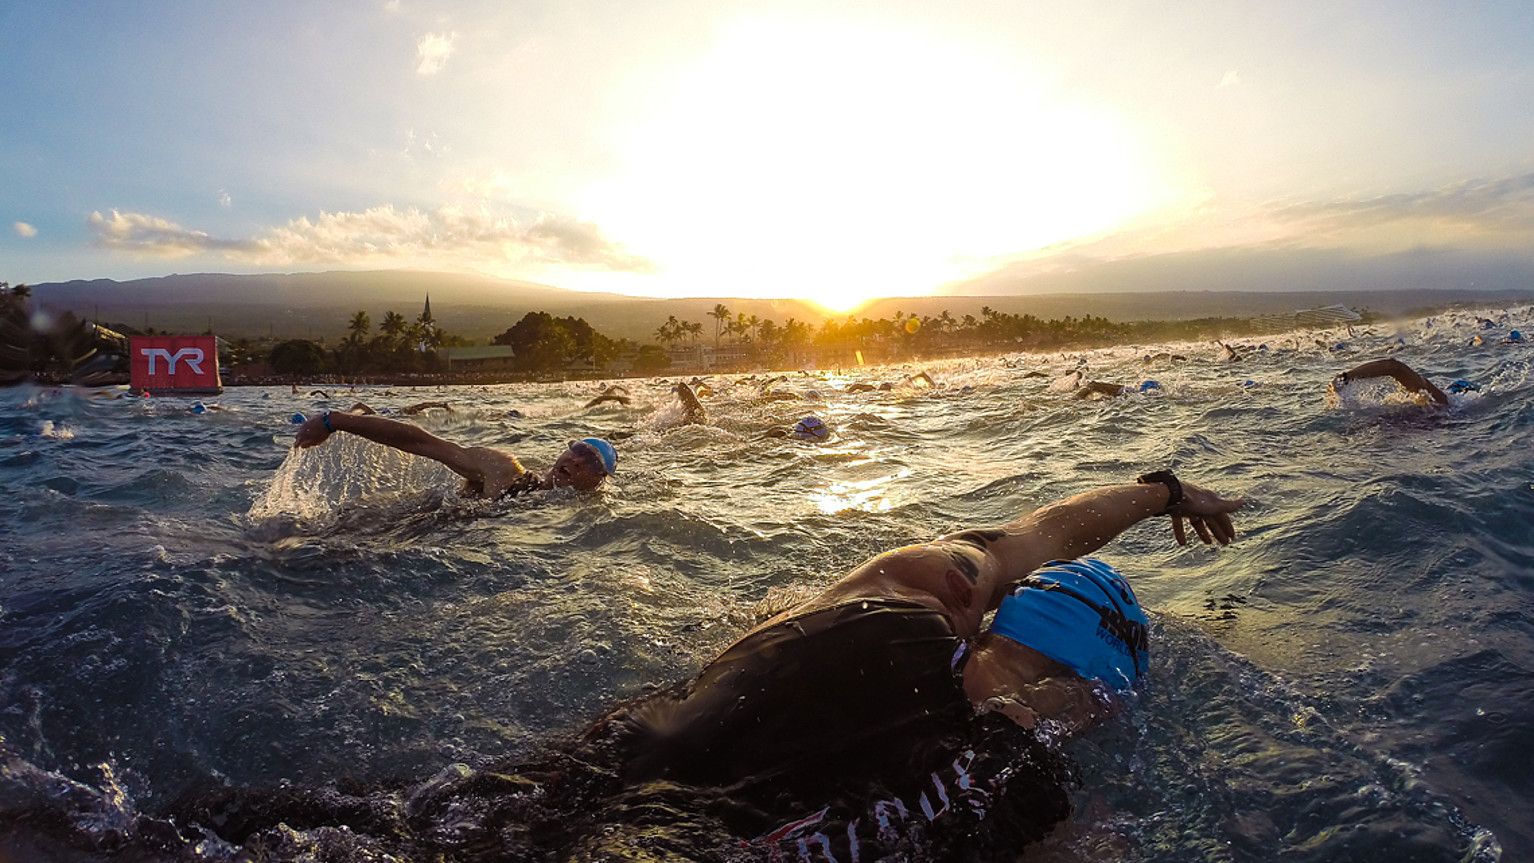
[972,481,1245,590]
[1335,358,1449,405]
[294,411,485,482]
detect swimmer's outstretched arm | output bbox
[293,412,482,481]
[972,480,1244,597]
[1333,358,1448,405]
[1073,381,1126,400]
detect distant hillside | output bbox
[26,269,1534,343]
[27,271,829,342]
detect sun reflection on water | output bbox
[810,467,912,514]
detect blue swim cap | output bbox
[290,412,307,424]
[791,415,830,440]
[191,401,206,414]
[1240,379,1256,388]
[578,437,618,474]
[990,558,1150,691]
[1138,380,1161,393]
[1447,379,1481,394]
[1509,330,1524,343]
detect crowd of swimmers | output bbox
[10,310,1528,859]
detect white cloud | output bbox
[88,209,256,257]
[415,31,457,75]
[1218,69,1241,87]
[87,205,652,272]
[13,221,37,238]
[218,189,232,208]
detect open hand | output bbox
[293,415,332,449]
[1169,481,1244,546]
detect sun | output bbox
[578,13,1170,304]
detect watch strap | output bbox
[1136,470,1183,514]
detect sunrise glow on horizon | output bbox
[3,3,1533,301]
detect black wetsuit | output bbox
[157,600,1073,862]
[613,599,971,796]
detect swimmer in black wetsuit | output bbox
[584,385,632,408]
[672,380,707,424]
[292,411,618,498]
[579,471,1244,855]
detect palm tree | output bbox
[684,320,704,344]
[655,315,683,345]
[380,310,407,341]
[727,313,748,344]
[346,310,371,346]
[709,304,731,346]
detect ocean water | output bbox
[1,306,1531,861]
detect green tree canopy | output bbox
[269,339,329,377]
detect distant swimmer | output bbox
[1216,341,1240,363]
[904,370,937,388]
[293,411,617,497]
[672,381,707,425]
[1505,329,1525,344]
[309,390,331,398]
[343,401,450,416]
[790,415,832,441]
[1073,380,1130,400]
[584,385,633,408]
[1329,358,1450,407]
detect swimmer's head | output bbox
[1446,379,1480,395]
[1508,330,1524,343]
[988,558,1149,691]
[551,438,616,490]
[790,415,831,441]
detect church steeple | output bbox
[421,293,433,324]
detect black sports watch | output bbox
[1136,470,1184,514]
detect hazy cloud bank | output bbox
[1273,172,1534,233]
[88,205,652,272]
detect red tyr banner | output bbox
[129,335,223,393]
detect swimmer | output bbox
[293,411,617,497]
[672,381,707,425]
[1329,358,1449,406]
[589,471,1241,850]
[309,389,331,399]
[904,370,937,388]
[785,413,834,441]
[342,401,448,416]
[583,385,632,408]
[1216,341,1240,363]
[1072,380,1130,400]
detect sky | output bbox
[3,1,1533,311]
